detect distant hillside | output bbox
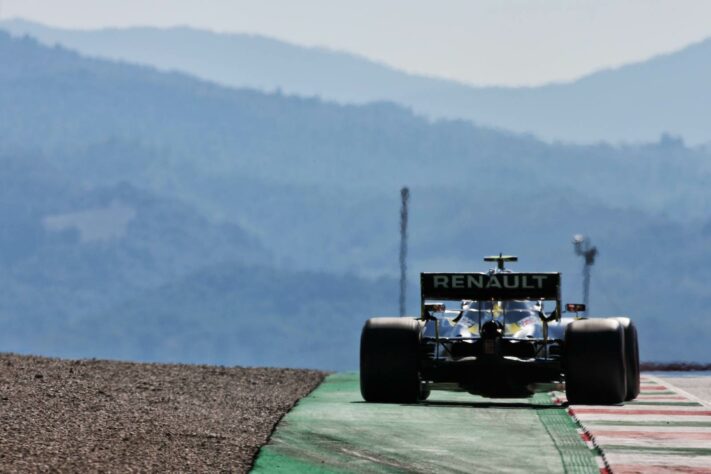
[0,153,266,331]
[1,32,709,221]
[0,31,710,366]
[72,263,402,370]
[4,18,711,145]
[68,194,711,368]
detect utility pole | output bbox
[572,235,597,316]
[399,187,409,316]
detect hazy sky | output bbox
[3,0,711,86]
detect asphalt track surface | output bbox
[254,373,711,473]
[252,373,601,473]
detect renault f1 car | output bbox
[360,255,639,405]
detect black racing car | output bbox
[360,255,640,405]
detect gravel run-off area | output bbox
[0,354,325,472]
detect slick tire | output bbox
[360,317,423,403]
[565,318,627,405]
[614,317,641,401]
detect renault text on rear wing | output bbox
[420,272,560,301]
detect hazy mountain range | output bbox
[0,31,709,368]
[3,18,711,145]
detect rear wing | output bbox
[420,272,560,315]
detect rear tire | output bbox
[565,318,627,405]
[360,317,423,403]
[614,317,640,401]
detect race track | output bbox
[253,374,711,473]
[252,373,601,473]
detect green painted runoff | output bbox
[252,373,599,473]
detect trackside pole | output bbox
[399,187,409,316]
[572,235,597,316]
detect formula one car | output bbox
[360,255,639,405]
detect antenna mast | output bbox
[399,187,409,316]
